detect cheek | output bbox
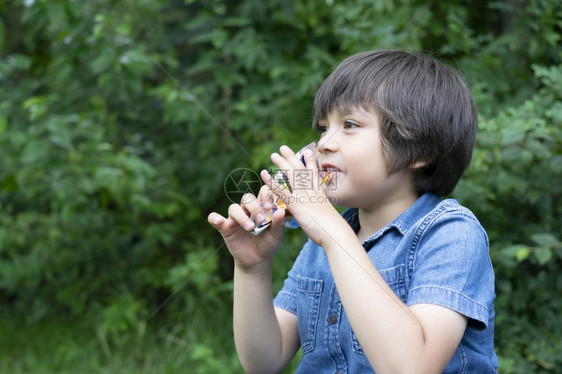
[354,157,389,188]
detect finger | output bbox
[261,171,290,206]
[302,148,318,172]
[279,145,302,162]
[257,180,275,211]
[208,212,226,229]
[260,170,275,209]
[261,168,286,193]
[263,166,291,197]
[300,148,325,189]
[228,203,257,231]
[275,145,316,194]
[267,206,286,239]
[208,212,245,238]
[279,145,305,167]
[270,152,290,173]
[240,192,258,207]
[271,145,302,171]
[240,193,268,225]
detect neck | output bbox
[356,193,419,243]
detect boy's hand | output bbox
[268,145,344,247]
[208,184,285,271]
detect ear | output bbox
[410,160,428,169]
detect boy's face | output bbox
[316,108,417,210]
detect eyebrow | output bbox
[316,107,357,124]
[335,107,363,119]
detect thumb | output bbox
[268,207,286,239]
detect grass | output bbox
[0,308,301,373]
[0,308,240,374]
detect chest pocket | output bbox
[296,275,323,354]
[380,264,407,301]
[351,264,407,354]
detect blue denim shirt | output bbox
[274,193,498,373]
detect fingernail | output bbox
[243,220,255,230]
[255,213,265,223]
[208,214,219,225]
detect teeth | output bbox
[320,170,336,185]
[320,169,338,176]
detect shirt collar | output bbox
[341,193,442,245]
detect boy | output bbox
[208,49,497,373]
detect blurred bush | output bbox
[0,0,560,372]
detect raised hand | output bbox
[267,145,344,247]
[208,183,286,270]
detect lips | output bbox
[320,169,338,179]
[320,163,341,184]
[320,163,341,173]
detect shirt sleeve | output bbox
[405,206,495,330]
[273,239,315,315]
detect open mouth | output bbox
[320,166,340,185]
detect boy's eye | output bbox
[343,120,359,129]
[316,124,328,133]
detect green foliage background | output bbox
[0,0,560,372]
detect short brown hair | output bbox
[313,50,477,196]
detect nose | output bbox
[317,127,339,154]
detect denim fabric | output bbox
[274,193,498,373]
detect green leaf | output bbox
[22,139,50,164]
[530,233,559,247]
[47,119,73,150]
[534,247,552,265]
[119,49,153,74]
[0,115,6,136]
[516,247,531,262]
[499,145,522,161]
[500,129,525,146]
[502,244,531,262]
[550,155,562,174]
[1,174,18,192]
[8,54,32,71]
[525,138,551,159]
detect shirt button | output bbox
[329,315,337,325]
